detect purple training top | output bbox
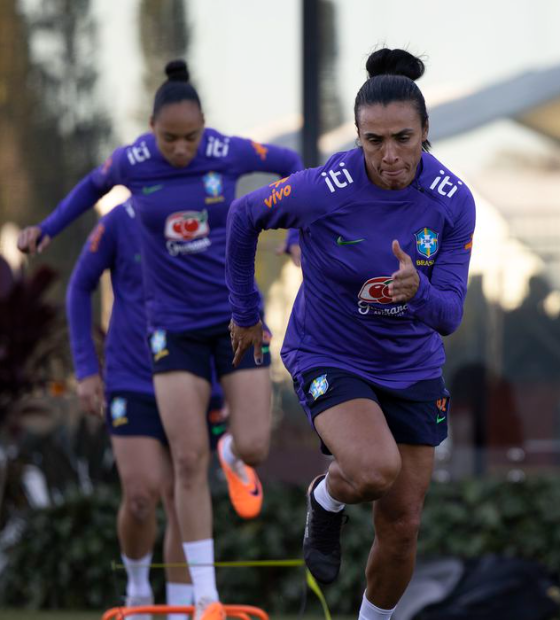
[226,148,476,389]
[42,129,303,332]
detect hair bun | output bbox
[165,59,190,82]
[366,48,424,82]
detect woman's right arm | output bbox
[18,148,126,255]
[66,212,117,415]
[226,168,324,363]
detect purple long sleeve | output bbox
[406,192,474,335]
[66,219,115,380]
[66,203,155,395]
[226,206,262,327]
[40,174,108,239]
[226,168,322,326]
[407,272,463,336]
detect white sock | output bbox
[182,539,219,604]
[167,582,194,620]
[358,591,396,620]
[122,552,153,598]
[220,433,248,482]
[314,475,345,513]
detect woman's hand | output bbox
[388,240,420,303]
[77,374,105,418]
[229,319,264,367]
[17,226,51,255]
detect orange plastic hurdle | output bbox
[102,604,269,620]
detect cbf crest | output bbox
[111,397,128,427]
[203,172,224,203]
[415,227,439,258]
[309,374,329,401]
[150,329,166,354]
[150,329,169,362]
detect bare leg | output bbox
[220,368,271,466]
[365,444,435,609]
[154,371,212,542]
[159,450,191,585]
[313,399,402,504]
[160,450,194,618]
[154,372,220,606]
[112,435,168,559]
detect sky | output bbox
[92,0,560,142]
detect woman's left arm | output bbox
[405,191,476,336]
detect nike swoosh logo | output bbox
[142,184,163,195]
[436,415,446,424]
[248,474,261,496]
[337,236,365,246]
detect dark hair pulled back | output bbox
[355,48,430,151]
[152,60,202,118]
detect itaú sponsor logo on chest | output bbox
[357,276,407,317]
[164,210,211,256]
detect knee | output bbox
[172,445,210,484]
[233,436,269,467]
[351,461,401,501]
[123,483,159,523]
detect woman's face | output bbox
[151,100,205,168]
[356,101,428,190]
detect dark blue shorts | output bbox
[149,323,271,380]
[293,367,450,454]
[106,391,226,450]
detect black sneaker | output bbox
[303,474,347,584]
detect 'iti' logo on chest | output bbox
[429,170,462,198]
[322,163,354,193]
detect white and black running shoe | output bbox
[303,474,347,584]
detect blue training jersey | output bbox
[66,202,155,395]
[44,129,303,332]
[226,148,476,389]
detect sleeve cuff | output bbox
[231,312,262,328]
[406,271,430,313]
[75,362,100,381]
[39,222,53,239]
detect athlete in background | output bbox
[18,60,303,620]
[67,200,226,619]
[226,48,476,620]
